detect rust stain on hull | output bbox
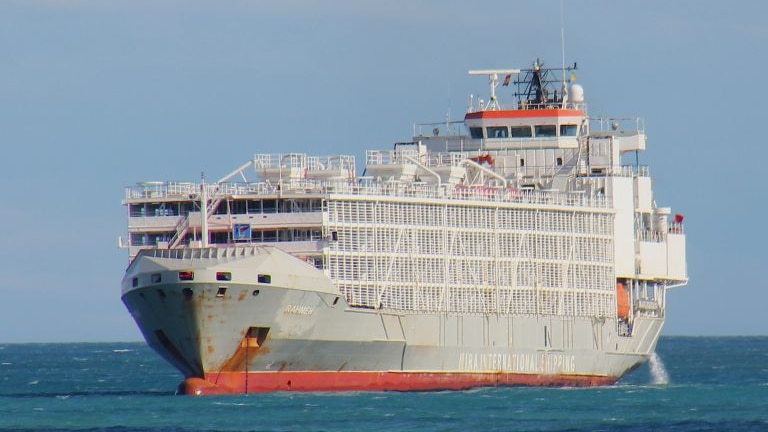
[218,343,271,372]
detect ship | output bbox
[120,60,688,395]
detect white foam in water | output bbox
[649,351,669,385]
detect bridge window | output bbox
[534,125,557,137]
[262,199,277,213]
[229,200,247,215]
[510,126,532,138]
[486,126,508,138]
[560,124,578,136]
[469,127,484,139]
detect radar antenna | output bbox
[468,69,520,111]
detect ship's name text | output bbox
[458,352,576,374]
[283,305,314,316]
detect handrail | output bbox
[125,179,612,210]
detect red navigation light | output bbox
[673,214,684,224]
[178,271,195,281]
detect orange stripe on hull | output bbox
[181,372,617,395]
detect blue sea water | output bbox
[0,337,766,431]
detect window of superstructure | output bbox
[179,202,195,216]
[469,127,484,139]
[247,200,262,214]
[133,232,172,246]
[486,126,509,139]
[129,204,146,217]
[279,199,295,213]
[130,233,146,246]
[262,199,277,213]
[262,230,277,242]
[214,202,228,215]
[510,126,533,138]
[560,124,578,136]
[210,231,229,244]
[229,200,247,215]
[534,125,557,137]
[556,157,563,166]
[293,229,319,241]
[145,203,174,217]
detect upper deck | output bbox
[123,175,613,210]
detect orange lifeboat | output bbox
[469,153,495,166]
[616,281,630,319]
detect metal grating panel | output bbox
[325,198,615,317]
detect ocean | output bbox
[1,337,766,432]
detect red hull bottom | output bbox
[180,372,617,395]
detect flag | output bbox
[502,74,511,86]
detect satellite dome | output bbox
[570,83,584,103]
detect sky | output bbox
[1,0,766,342]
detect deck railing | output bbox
[125,179,612,210]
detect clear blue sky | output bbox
[1,1,766,342]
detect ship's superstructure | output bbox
[121,61,688,395]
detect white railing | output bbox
[253,153,307,170]
[366,149,423,166]
[426,151,469,167]
[126,179,612,210]
[617,165,650,177]
[637,229,665,243]
[307,155,356,172]
[591,116,645,134]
